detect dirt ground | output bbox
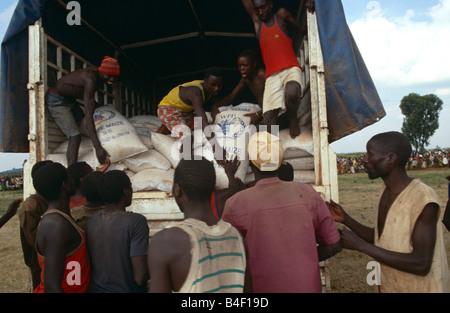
[0,168,449,293]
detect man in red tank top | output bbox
[33,162,91,293]
[241,0,314,138]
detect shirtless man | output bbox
[242,0,313,138]
[46,56,120,166]
[212,49,266,125]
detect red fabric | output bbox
[260,15,301,78]
[157,106,194,134]
[211,190,220,219]
[70,196,87,209]
[98,56,120,76]
[34,210,91,293]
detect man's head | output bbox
[278,162,294,181]
[251,0,274,23]
[67,161,93,190]
[248,131,284,172]
[98,56,120,85]
[82,171,104,203]
[31,160,53,180]
[363,131,412,180]
[173,157,215,207]
[33,162,75,201]
[204,67,224,97]
[237,49,259,79]
[98,170,132,206]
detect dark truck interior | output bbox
[42,0,308,115]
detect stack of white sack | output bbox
[47,102,316,193]
[47,105,176,192]
[279,124,315,184]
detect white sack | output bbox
[151,132,181,168]
[279,125,314,159]
[130,168,174,192]
[284,156,315,171]
[293,170,315,184]
[123,149,171,172]
[52,135,94,155]
[94,105,148,163]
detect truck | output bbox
[0,0,385,292]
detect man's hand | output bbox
[306,0,315,13]
[244,110,262,125]
[6,198,22,218]
[326,199,346,223]
[338,229,364,251]
[217,156,240,178]
[95,146,110,165]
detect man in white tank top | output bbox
[148,157,247,293]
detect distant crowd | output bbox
[337,149,450,175]
[0,176,23,191]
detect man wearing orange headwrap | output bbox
[46,56,120,166]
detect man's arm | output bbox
[318,241,341,262]
[216,157,246,217]
[340,203,439,276]
[82,75,109,165]
[131,255,150,287]
[148,228,191,293]
[0,199,21,229]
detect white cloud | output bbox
[348,0,450,88]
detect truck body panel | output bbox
[2,0,385,293]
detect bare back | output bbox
[53,67,100,100]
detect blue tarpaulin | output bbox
[315,0,385,142]
[0,0,384,152]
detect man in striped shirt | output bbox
[148,157,248,293]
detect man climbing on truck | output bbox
[241,0,314,138]
[46,56,120,166]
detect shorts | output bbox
[157,105,194,136]
[46,90,87,139]
[262,66,303,115]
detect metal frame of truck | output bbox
[25,10,337,292]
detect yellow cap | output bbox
[248,131,284,171]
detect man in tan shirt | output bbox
[327,131,449,292]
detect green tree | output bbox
[400,93,443,153]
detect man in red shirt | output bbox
[222,131,341,292]
[241,0,314,138]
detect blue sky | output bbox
[0,0,449,171]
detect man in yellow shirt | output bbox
[157,67,224,139]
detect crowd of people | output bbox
[1,0,449,294]
[1,130,449,293]
[337,149,450,175]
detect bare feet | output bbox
[156,124,171,135]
